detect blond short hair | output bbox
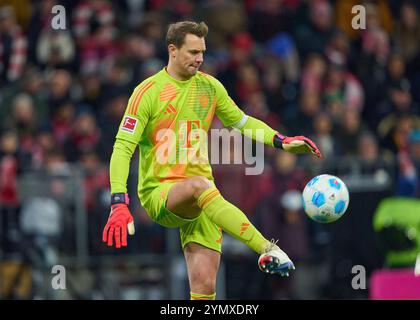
[166,21,208,48]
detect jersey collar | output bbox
[162,67,194,87]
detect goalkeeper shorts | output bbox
[141,182,222,253]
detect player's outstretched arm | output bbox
[237,115,322,158]
[211,75,322,158]
[102,138,137,248]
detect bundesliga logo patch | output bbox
[121,116,138,133]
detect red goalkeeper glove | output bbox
[102,193,135,248]
[273,133,322,158]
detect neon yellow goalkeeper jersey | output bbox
[115,68,245,198]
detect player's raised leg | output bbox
[184,242,220,300]
[166,176,295,276]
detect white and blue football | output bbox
[302,174,350,223]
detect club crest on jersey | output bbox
[121,116,138,133]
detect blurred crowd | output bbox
[1,0,420,299]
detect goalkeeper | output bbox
[102,21,322,300]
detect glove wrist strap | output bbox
[273,133,286,149]
[111,193,129,205]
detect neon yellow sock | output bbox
[190,292,216,300]
[197,188,270,254]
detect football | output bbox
[302,174,350,223]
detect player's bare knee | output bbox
[190,274,216,293]
[188,176,212,199]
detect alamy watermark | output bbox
[154,127,265,175]
[351,265,366,290]
[351,5,366,30]
[51,265,66,290]
[51,5,66,30]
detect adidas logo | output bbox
[164,104,177,114]
[240,222,250,236]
